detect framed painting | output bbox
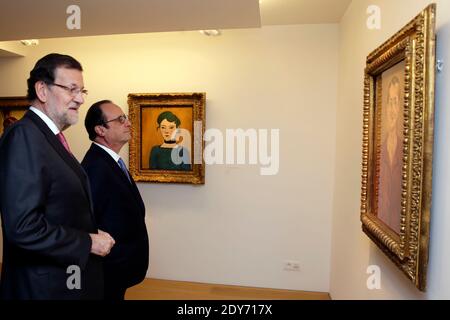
[128,92,205,184]
[0,96,30,136]
[360,4,436,291]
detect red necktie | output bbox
[56,132,72,154]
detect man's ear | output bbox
[94,125,106,137]
[35,81,48,102]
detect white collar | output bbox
[30,106,60,135]
[93,142,121,164]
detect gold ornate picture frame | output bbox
[0,96,30,136]
[360,4,436,291]
[128,93,205,184]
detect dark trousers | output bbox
[104,280,127,300]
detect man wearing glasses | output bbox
[82,100,149,300]
[0,53,115,299]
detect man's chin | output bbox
[66,114,79,126]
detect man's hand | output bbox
[89,230,115,256]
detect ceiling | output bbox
[261,0,351,25]
[0,0,260,42]
[0,0,351,43]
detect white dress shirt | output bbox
[30,106,60,134]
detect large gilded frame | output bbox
[360,4,436,291]
[128,92,205,184]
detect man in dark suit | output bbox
[82,100,149,300]
[0,53,115,300]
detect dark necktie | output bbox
[118,158,132,183]
[56,132,72,154]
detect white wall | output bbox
[0,24,338,292]
[331,0,450,299]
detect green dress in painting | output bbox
[149,146,191,171]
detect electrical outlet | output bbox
[284,260,300,272]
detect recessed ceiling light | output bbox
[199,30,221,37]
[20,39,39,46]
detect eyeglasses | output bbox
[48,82,88,97]
[103,114,128,125]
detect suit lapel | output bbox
[26,111,94,210]
[129,175,145,213]
[90,144,145,210]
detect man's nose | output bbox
[73,92,84,104]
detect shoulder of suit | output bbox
[0,120,49,162]
[83,144,110,162]
[82,149,104,167]
[82,147,117,174]
[1,117,43,142]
